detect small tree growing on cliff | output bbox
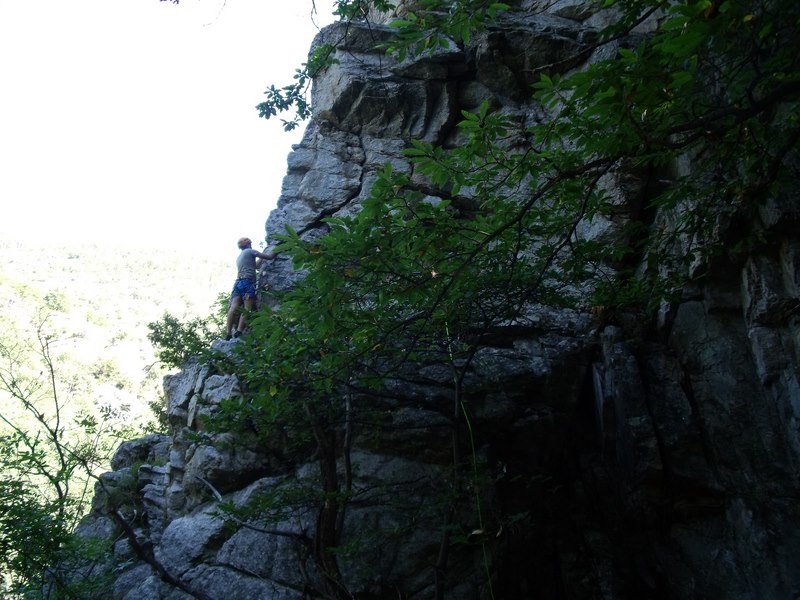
[0,313,120,597]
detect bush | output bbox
[147,309,223,369]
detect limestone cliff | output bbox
[77,2,800,599]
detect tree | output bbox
[170,0,799,596]
[253,0,799,375]
[147,308,224,370]
[0,313,120,598]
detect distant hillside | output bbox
[0,235,231,427]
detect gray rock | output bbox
[182,565,303,600]
[154,512,227,578]
[111,434,171,471]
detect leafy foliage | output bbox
[0,240,226,596]
[230,0,800,596]
[147,294,226,369]
[381,0,510,60]
[164,0,799,596]
[255,1,510,130]
[0,316,121,597]
[256,42,338,131]
[0,239,229,431]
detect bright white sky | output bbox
[0,0,334,256]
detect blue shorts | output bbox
[231,279,257,300]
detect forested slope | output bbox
[0,235,229,427]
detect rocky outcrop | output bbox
[77,2,800,599]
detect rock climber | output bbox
[225,237,277,339]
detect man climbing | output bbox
[225,237,277,340]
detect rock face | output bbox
[78,3,800,599]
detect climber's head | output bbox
[237,237,252,249]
